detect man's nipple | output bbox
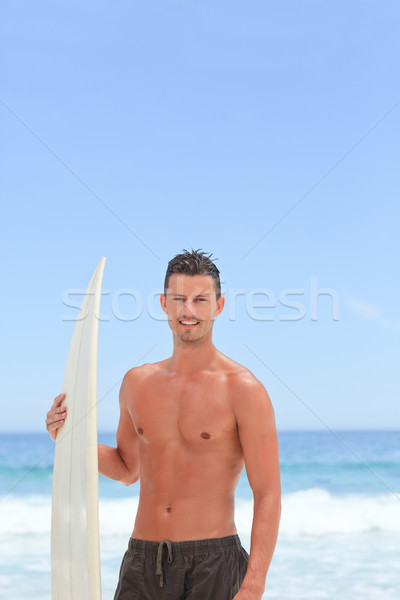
[200,432,211,440]
[138,427,144,435]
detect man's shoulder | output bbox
[221,358,272,421]
[122,360,166,387]
[219,353,265,394]
[227,368,265,395]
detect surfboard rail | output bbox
[51,257,105,600]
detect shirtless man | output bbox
[46,249,281,600]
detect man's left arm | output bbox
[232,374,281,600]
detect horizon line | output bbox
[0,427,399,435]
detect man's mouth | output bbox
[179,320,200,327]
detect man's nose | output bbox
[182,300,196,316]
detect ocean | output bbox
[0,430,399,599]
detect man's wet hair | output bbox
[164,249,221,300]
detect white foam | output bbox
[0,495,51,535]
[279,488,400,536]
[1,489,399,538]
[99,496,139,536]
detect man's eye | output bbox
[196,298,206,302]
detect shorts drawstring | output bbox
[156,540,173,588]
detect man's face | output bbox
[160,274,225,343]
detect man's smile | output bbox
[179,320,200,327]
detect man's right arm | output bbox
[98,371,140,486]
[46,371,140,487]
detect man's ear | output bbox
[215,295,225,318]
[160,293,168,315]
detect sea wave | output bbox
[1,489,399,538]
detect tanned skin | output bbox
[46,274,281,600]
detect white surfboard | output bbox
[51,257,106,600]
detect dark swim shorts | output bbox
[113,534,249,600]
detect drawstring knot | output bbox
[156,540,173,588]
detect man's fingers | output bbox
[46,413,66,426]
[46,415,66,439]
[46,394,67,440]
[53,393,66,408]
[46,402,67,427]
[47,418,64,429]
[47,407,66,418]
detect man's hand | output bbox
[233,587,264,600]
[46,393,67,440]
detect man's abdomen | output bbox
[132,485,238,541]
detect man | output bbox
[46,249,281,600]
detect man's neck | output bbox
[168,336,218,374]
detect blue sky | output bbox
[1,0,399,432]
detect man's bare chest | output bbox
[127,377,238,448]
